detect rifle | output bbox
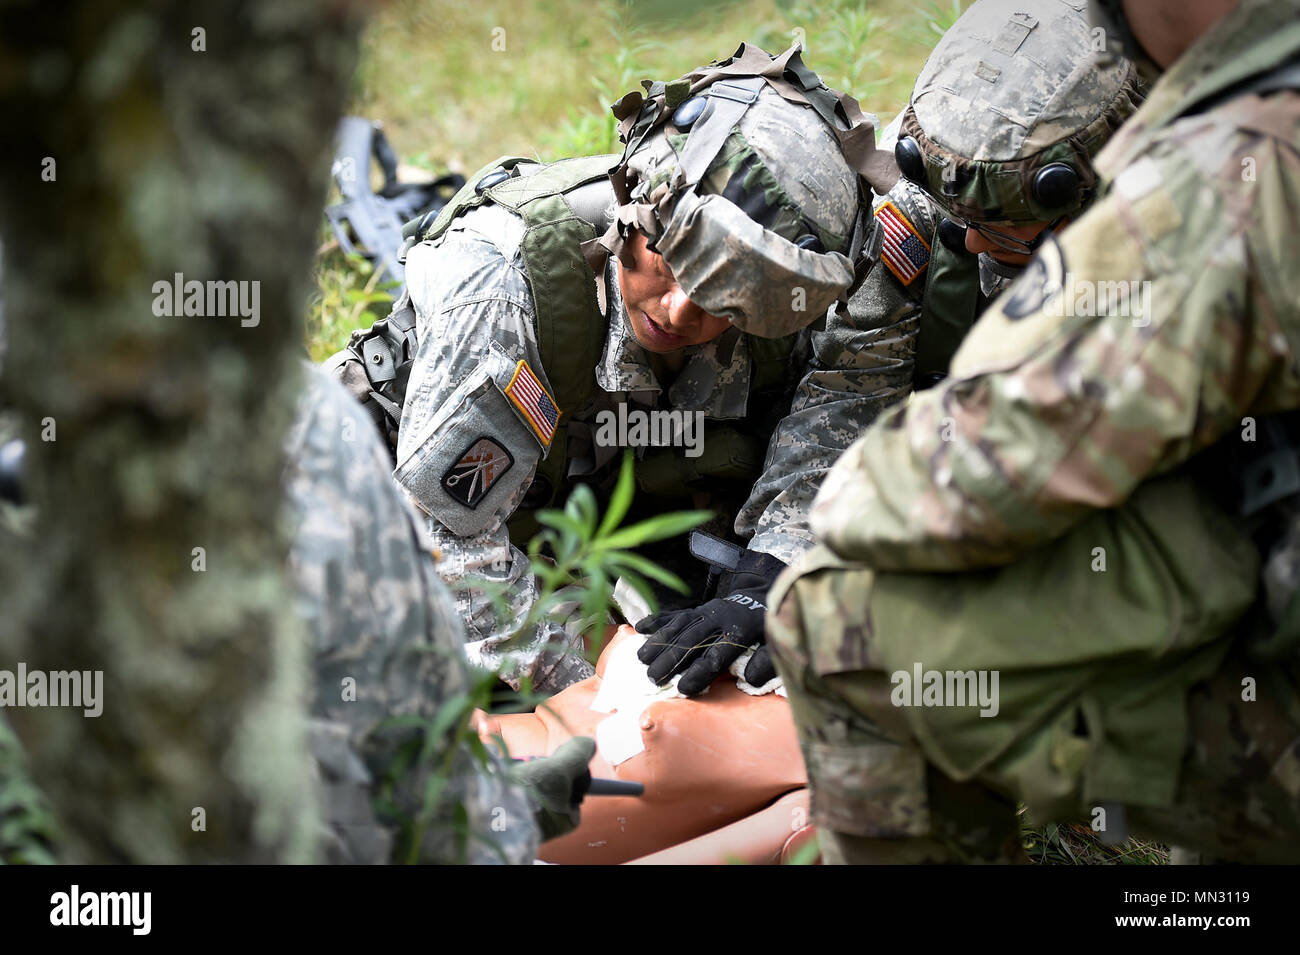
[323,117,464,283]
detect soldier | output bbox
[329,44,895,695]
[287,365,594,863]
[767,0,1300,863]
[854,0,1146,392]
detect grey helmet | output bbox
[586,43,891,338]
[890,0,1147,227]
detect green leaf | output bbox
[428,692,472,749]
[577,567,611,654]
[533,512,580,562]
[564,483,600,538]
[603,549,690,594]
[598,509,712,551]
[785,840,822,866]
[595,450,636,539]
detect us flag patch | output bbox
[876,201,931,286]
[504,360,559,447]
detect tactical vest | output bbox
[341,154,799,541]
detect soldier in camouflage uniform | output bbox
[0,361,589,864]
[288,365,592,863]
[852,0,1146,393]
[767,0,1300,863]
[330,44,897,695]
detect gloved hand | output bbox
[513,736,596,843]
[636,549,786,696]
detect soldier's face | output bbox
[617,230,733,352]
[962,219,1060,266]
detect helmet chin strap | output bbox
[1028,215,1068,252]
[977,252,1025,299]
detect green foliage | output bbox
[0,716,58,865]
[541,1,665,159]
[380,450,708,863]
[305,245,400,363]
[304,0,969,358]
[493,449,710,659]
[1020,808,1169,866]
[375,658,537,865]
[897,0,972,53]
[921,0,970,39]
[770,0,889,101]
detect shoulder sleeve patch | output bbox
[393,356,541,538]
[875,200,932,287]
[441,436,515,509]
[503,359,560,448]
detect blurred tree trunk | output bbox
[0,0,364,862]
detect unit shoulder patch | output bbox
[441,436,515,509]
[876,200,932,287]
[503,359,560,447]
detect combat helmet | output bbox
[585,43,891,338]
[890,0,1146,231]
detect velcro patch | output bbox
[876,201,932,286]
[441,437,514,509]
[504,360,560,447]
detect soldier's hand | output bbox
[635,550,786,696]
[512,736,596,843]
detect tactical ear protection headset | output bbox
[893,134,1083,219]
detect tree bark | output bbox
[0,0,364,862]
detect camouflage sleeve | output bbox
[393,210,590,692]
[288,365,538,864]
[811,110,1300,571]
[740,181,932,563]
[424,518,594,692]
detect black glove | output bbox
[513,736,596,843]
[636,550,786,696]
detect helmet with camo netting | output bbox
[585,43,894,338]
[890,0,1147,225]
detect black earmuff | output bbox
[894,137,927,185]
[1031,162,1079,209]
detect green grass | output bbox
[307,0,974,360]
[1020,809,1169,866]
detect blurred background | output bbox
[307,0,972,360]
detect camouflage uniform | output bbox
[287,365,536,864]
[339,46,894,692]
[853,0,1145,394]
[768,0,1300,863]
